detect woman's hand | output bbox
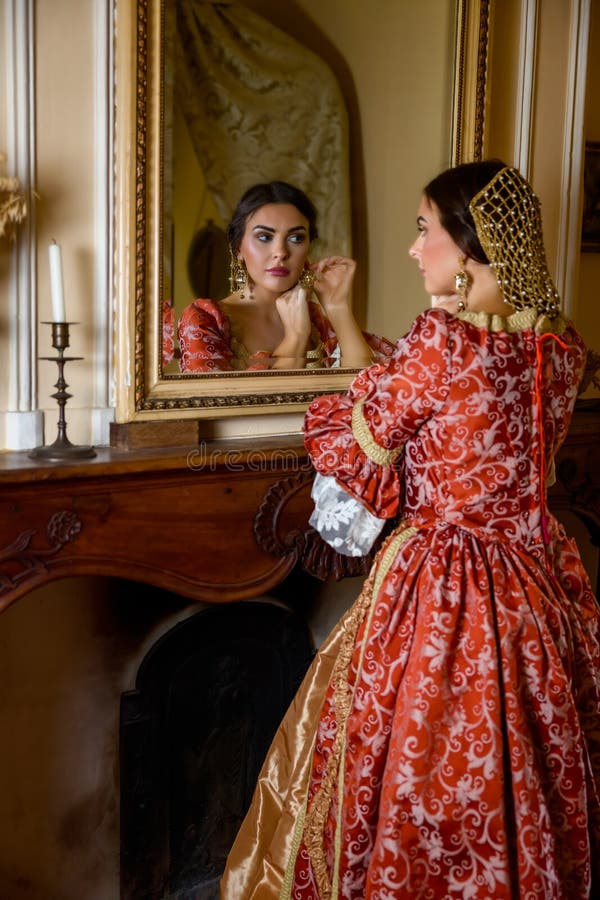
[310,256,372,368]
[272,286,311,368]
[275,286,312,345]
[311,256,356,314]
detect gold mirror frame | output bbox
[113,0,490,423]
[451,0,490,167]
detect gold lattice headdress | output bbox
[469,166,560,317]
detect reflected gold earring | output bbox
[454,256,469,312]
[298,262,316,292]
[229,251,248,298]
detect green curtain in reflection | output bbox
[172,0,352,258]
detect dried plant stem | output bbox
[0,152,28,240]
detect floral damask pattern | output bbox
[286,307,600,898]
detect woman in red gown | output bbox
[220,160,600,899]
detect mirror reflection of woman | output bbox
[177,182,391,371]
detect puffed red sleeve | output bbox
[178,299,235,372]
[303,309,453,518]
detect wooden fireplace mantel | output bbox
[0,435,371,613]
[0,404,598,613]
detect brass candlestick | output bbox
[29,322,97,461]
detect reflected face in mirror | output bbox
[177,181,338,374]
[174,180,387,374]
[235,203,311,301]
[220,201,315,369]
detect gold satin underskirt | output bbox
[219,603,355,899]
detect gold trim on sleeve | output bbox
[351,397,403,466]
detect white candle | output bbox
[48,240,66,322]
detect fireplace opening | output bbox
[120,598,314,899]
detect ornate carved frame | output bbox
[113,0,491,423]
[452,0,490,165]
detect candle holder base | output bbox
[29,437,96,462]
[28,321,97,463]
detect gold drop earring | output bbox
[229,252,253,299]
[298,263,316,292]
[454,256,470,312]
[229,251,246,295]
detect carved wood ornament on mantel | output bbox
[0,510,82,601]
[253,469,374,582]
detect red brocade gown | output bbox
[220,307,600,900]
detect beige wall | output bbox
[0,1,98,445]
[0,10,12,415]
[486,0,521,162]
[0,14,6,158]
[486,0,600,368]
[487,0,570,284]
[578,0,600,347]
[35,1,98,437]
[171,105,221,315]
[529,0,571,280]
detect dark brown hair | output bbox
[424,159,507,262]
[226,181,319,254]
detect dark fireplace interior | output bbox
[120,597,315,900]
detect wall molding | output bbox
[91,0,115,444]
[513,0,538,177]
[1,0,43,450]
[500,0,590,320]
[556,0,591,317]
[2,0,115,450]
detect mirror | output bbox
[114,0,490,422]
[162,0,355,376]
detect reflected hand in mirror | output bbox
[312,256,373,367]
[175,181,392,373]
[273,285,312,370]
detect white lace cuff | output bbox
[309,472,386,557]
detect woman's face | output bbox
[238,203,310,296]
[408,196,463,301]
